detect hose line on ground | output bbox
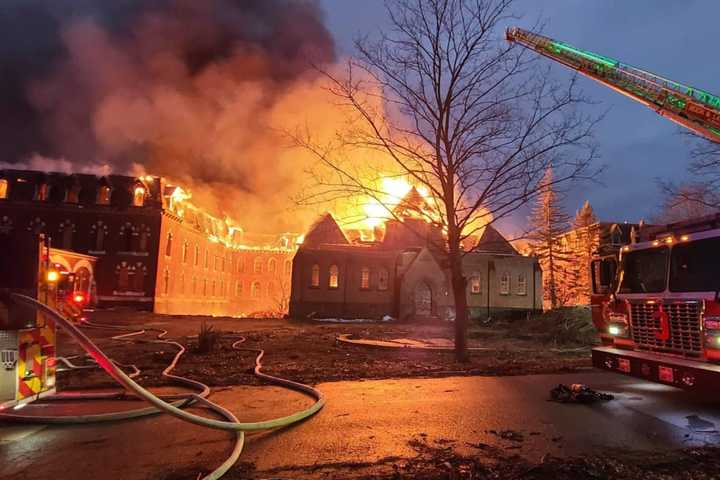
[2,294,325,480]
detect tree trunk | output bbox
[449,249,468,362]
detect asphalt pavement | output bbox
[1,371,719,479]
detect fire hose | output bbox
[0,294,325,480]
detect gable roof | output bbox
[302,213,349,247]
[474,225,517,255]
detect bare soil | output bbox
[57,309,592,391]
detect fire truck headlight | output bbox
[46,270,59,283]
[73,293,85,304]
[608,323,628,337]
[705,331,720,348]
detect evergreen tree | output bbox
[571,200,598,304]
[528,168,571,309]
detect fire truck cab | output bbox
[591,214,720,392]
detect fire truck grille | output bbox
[630,301,703,356]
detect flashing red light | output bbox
[72,293,86,304]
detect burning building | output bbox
[289,190,542,321]
[0,169,296,316]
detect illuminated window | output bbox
[165,233,173,257]
[329,264,339,289]
[360,267,370,290]
[182,241,188,263]
[66,183,80,203]
[97,185,111,205]
[253,257,262,274]
[35,183,49,201]
[310,264,320,287]
[0,179,7,199]
[251,281,261,298]
[268,258,277,273]
[132,185,146,207]
[284,260,292,275]
[470,275,481,294]
[377,268,389,291]
[499,272,510,295]
[517,273,527,296]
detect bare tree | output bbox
[295,0,599,360]
[654,181,719,223]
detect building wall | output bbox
[397,248,453,321]
[153,212,294,317]
[0,173,164,310]
[289,248,396,319]
[463,253,542,319]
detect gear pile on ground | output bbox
[549,383,614,403]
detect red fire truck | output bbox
[590,214,720,391]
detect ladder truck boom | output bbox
[506,27,720,144]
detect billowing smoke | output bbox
[0,0,338,232]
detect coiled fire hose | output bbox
[1,294,325,480]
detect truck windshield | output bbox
[670,237,720,292]
[619,247,668,293]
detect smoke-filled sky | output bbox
[3,1,718,234]
[323,0,720,233]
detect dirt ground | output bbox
[56,309,592,390]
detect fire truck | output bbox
[589,215,720,391]
[0,235,97,409]
[505,28,720,390]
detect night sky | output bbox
[321,0,719,232]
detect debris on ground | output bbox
[549,383,614,403]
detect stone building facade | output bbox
[289,213,542,321]
[0,169,295,316]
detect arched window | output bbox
[90,221,107,252]
[116,262,130,291]
[59,220,75,250]
[377,268,389,291]
[251,281,261,298]
[0,179,7,199]
[236,281,243,297]
[329,264,339,289]
[163,268,170,295]
[268,258,277,273]
[360,267,370,290]
[237,257,245,273]
[253,257,262,274]
[310,264,320,288]
[35,183,49,201]
[132,263,147,291]
[205,250,209,268]
[284,260,292,275]
[469,275,481,294]
[138,225,150,252]
[165,232,173,257]
[182,241,189,263]
[516,273,527,296]
[203,278,208,296]
[132,184,146,207]
[27,218,46,236]
[66,182,80,203]
[195,245,200,266]
[97,184,111,205]
[499,271,510,295]
[610,224,622,245]
[120,223,136,252]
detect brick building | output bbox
[290,212,542,321]
[0,169,295,316]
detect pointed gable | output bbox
[475,225,517,255]
[302,213,349,247]
[393,186,431,219]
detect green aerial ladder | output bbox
[506,27,720,143]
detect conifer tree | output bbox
[571,200,598,304]
[528,168,571,309]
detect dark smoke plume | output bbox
[0,0,336,232]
